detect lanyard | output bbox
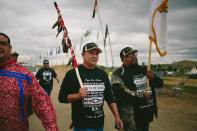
[0,70,32,122]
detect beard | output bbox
[129,59,138,69]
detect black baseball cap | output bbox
[120,47,138,58]
[11,51,19,56]
[82,42,102,53]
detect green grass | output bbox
[175,72,185,77]
[183,86,197,94]
[162,78,175,81]
[164,84,197,95]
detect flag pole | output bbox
[107,25,114,68]
[96,26,100,44]
[80,32,83,50]
[96,4,108,67]
[98,10,108,67]
[146,40,152,99]
[97,7,104,37]
[104,45,108,67]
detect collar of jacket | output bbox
[0,59,15,69]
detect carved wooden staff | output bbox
[52,0,84,88]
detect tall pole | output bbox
[146,40,152,99]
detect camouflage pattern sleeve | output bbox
[111,74,144,98]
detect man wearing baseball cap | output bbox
[119,47,138,67]
[10,51,19,62]
[59,42,123,131]
[111,47,163,131]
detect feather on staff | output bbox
[52,0,84,88]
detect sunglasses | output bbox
[44,63,49,64]
[124,53,137,58]
[0,41,9,46]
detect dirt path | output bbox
[29,67,197,131]
[150,93,197,131]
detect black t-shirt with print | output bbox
[119,64,163,123]
[59,65,116,129]
[36,67,57,89]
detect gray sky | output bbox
[0,0,197,66]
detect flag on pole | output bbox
[56,48,58,55]
[83,28,92,44]
[57,45,61,54]
[92,0,98,18]
[104,24,108,47]
[49,48,53,56]
[84,29,91,37]
[149,0,168,57]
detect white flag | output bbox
[149,0,168,57]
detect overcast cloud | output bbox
[0,0,197,67]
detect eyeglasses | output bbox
[0,41,9,46]
[44,63,49,64]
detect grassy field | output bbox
[162,76,197,94]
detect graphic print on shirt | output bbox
[133,74,154,109]
[82,78,105,118]
[83,78,105,107]
[42,71,52,84]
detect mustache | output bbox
[0,48,5,53]
[90,58,98,61]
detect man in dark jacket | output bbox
[111,47,163,131]
[10,51,19,62]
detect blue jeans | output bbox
[44,89,52,96]
[74,126,103,131]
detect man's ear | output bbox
[121,58,124,62]
[9,45,12,54]
[81,52,85,57]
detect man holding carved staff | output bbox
[59,42,123,131]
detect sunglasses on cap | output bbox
[123,53,137,58]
